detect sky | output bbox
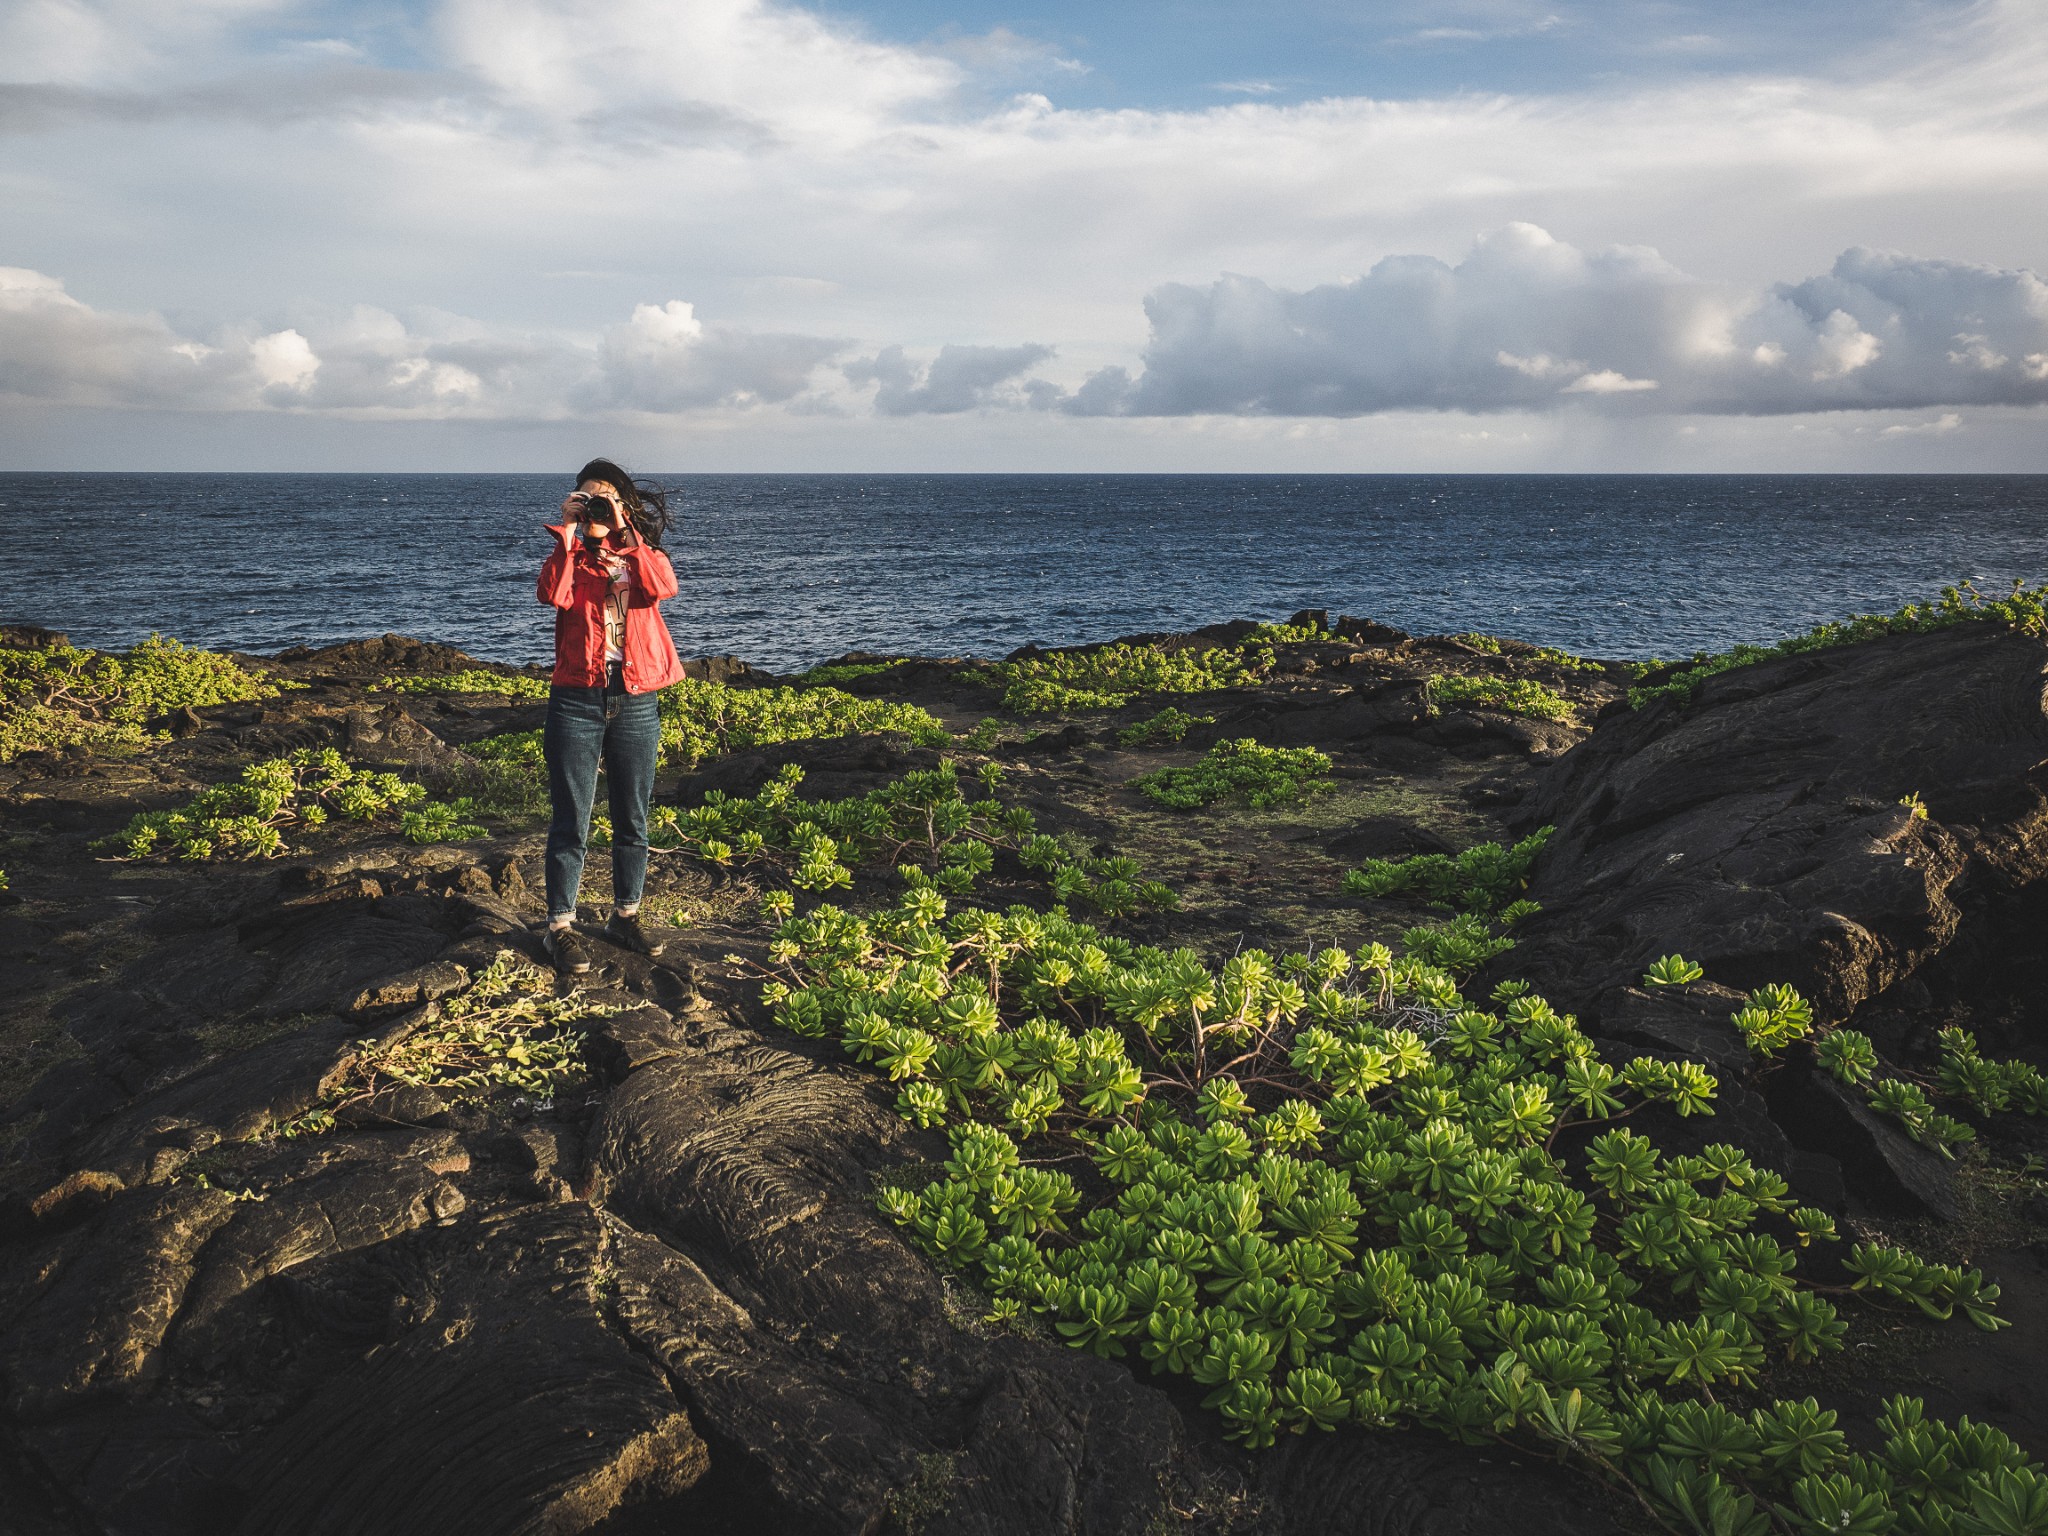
[2,0,2047,471]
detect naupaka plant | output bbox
[0,634,281,762]
[984,641,1270,714]
[1629,578,2048,710]
[1343,829,1552,916]
[657,675,949,765]
[100,747,484,860]
[1425,674,1576,722]
[1714,976,2033,1160]
[1132,738,1333,811]
[726,764,2038,1535]
[648,760,1178,920]
[374,669,551,699]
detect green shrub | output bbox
[711,758,2036,1526]
[654,760,1175,918]
[0,635,278,762]
[1245,621,1331,644]
[400,799,488,844]
[1401,912,1518,973]
[375,670,551,699]
[446,729,550,825]
[1343,830,1552,916]
[988,642,1266,714]
[749,882,2024,1521]
[1643,954,1704,988]
[1630,579,2048,709]
[470,680,949,821]
[100,747,481,860]
[1117,707,1214,747]
[960,718,1006,750]
[658,677,947,765]
[1426,675,1574,721]
[1748,995,2039,1158]
[466,729,544,767]
[1133,738,1332,810]
[1731,982,1814,1054]
[1534,646,1603,673]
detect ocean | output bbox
[3,473,2044,674]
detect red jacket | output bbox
[536,523,686,692]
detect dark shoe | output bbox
[603,911,665,957]
[543,926,590,975]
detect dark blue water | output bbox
[3,474,2043,673]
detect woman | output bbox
[536,457,685,974]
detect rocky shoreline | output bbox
[2,612,2045,1535]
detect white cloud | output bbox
[1808,309,1882,379]
[0,0,285,89]
[0,265,237,406]
[1496,350,1578,378]
[1561,369,1659,393]
[846,343,1055,414]
[434,0,959,150]
[1882,411,1962,434]
[0,270,846,419]
[598,300,847,411]
[2,0,2048,465]
[1396,13,1566,46]
[248,328,318,392]
[1045,225,2048,417]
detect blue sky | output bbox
[824,0,1961,106]
[1,0,2044,471]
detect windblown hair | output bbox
[575,457,674,550]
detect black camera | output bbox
[579,494,616,523]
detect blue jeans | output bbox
[543,674,662,922]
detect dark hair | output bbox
[575,457,673,550]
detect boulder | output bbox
[1333,616,1410,646]
[1764,1066,1960,1221]
[682,654,769,686]
[0,623,70,650]
[1506,624,2048,1024]
[273,635,496,677]
[1591,984,1754,1076]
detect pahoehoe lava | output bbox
[2,612,2045,1535]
